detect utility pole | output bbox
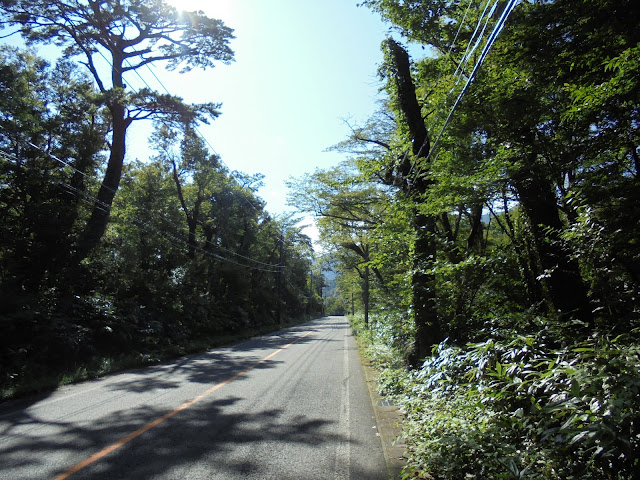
[277,232,284,326]
[309,269,313,314]
[351,290,355,316]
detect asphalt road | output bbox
[0,316,388,479]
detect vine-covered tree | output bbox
[362,0,640,335]
[350,1,640,477]
[379,38,442,362]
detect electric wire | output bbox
[137,62,308,253]
[142,63,261,214]
[453,0,500,82]
[93,34,306,247]
[96,42,262,214]
[406,0,499,178]
[445,0,475,65]
[2,77,287,269]
[2,13,323,301]
[62,180,282,272]
[84,45,278,256]
[64,176,284,273]
[5,21,324,260]
[413,0,519,179]
[155,146,283,269]
[0,132,285,272]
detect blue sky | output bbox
[123,0,393,216]
[2,0,411,232]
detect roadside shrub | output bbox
[378,328,640,479]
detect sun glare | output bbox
[164,0,233,20]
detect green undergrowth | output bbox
[1,315,317,402]
[350,314,640,480]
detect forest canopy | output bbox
[0,1,322,398]
[1,0,639,477]
[289,0,640,478]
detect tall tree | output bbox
[288,160,391,327]
[0,0,234,262]
[151,122,222,259]
[380,38,441,362]
[0,47,105,297]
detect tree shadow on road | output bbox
[0,316,384,479]
[104,319,342,393]
[1,396,366,479]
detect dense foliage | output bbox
[2,0,639,475]
[1,0,235,263]
[292,0,640,478]
[357,315,640,479]
[0,5,318,397]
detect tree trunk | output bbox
[73,103,130,263]
[386,39,442,363]
[490,193,544,306]
[412,211,441,360]
[171,158,199,259]
[73,51,131,264]
[512,157,593,325]
[363,263,370,328]
[342,242,372,328]
[467,203,485,253]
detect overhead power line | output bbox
[453,0,500,82]
[409,0,507,171]
[424,0,520,166]
[97,46,262,215]
[4,26,325,256]
[0,129,285,273]
[445,0,475,61]
[140,63,261,213]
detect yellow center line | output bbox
[53,330,314,480]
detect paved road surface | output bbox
[0,317,387,479]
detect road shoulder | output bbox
[359,356,407,479]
